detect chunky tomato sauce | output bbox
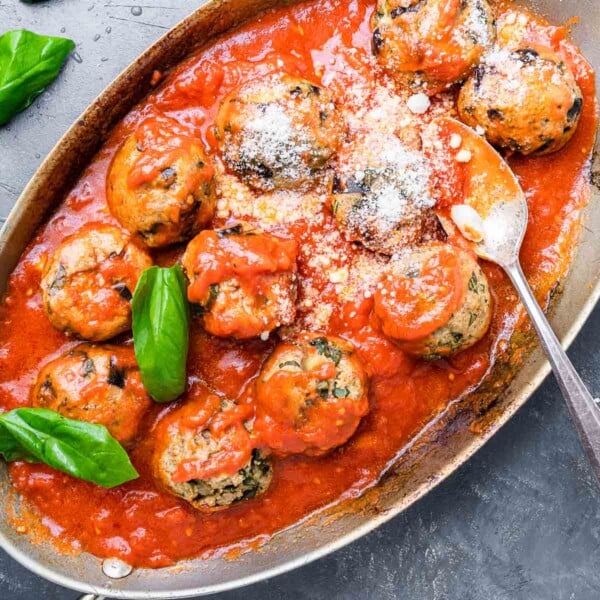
[0,0,597,568]
[374,244,470,341]
[185,230,298,301]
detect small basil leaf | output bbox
[0,30,75,126]
[132,265,189,403]
[0,408,139,488]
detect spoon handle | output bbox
[504,260,600,481]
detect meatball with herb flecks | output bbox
[181,222,298,339]
[153,388,272,511]
[107,115,217,247]
[41,224,152,342]
[332,131,442,255]
[373,243,492,359]
[32,344,151,446]
[457,47,583,155]
[215,73,346,191]
[254,333,369,456]
[372,0,495,95]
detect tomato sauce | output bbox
[185,229,298,301]
[373,244,470,341]
[0,0,597,568]
[156,391,256,483]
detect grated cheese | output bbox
[210,44,456,333]
[456,149,472,163]
[406,93,431,114]
[449,133,462,149]
[451,204,485,243]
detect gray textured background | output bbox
[1,1,600,599]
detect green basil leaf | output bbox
[132,265,190,403]
[0,30,75,126]
[0,408,139,488]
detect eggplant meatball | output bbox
[332,132,441,255]
[372,0,495,94]
[254,333,369,456]
[458,48,583,155]
[374,244,491,359]
[215,73,345,191]
[153,390,272,511]
[181,223,298,339]
[32,344,151,446]
[41,224,152,341]
[107,115,217,247]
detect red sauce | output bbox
[0,0,597,568]
[253,334,370,456]
[374,244,470,341]
[185,230,298,301]
[158,392,255,483]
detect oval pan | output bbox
[0,0,599,596]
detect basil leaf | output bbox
[0,408,139,488]
[0,30,75,126]
[132,265,190,403]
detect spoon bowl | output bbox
[424,116,528,266]
[424,116,600,483]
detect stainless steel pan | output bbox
[0,0,599,596]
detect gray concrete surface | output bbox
[1,1,600,599]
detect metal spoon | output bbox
[427,116,600,482]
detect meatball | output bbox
[254,333,369,456]
[153,389,272,511]
[41,224,152,341]
[214,73,346,192]
[457,48,583,155]
[107,115,217,247]
[372,0,495,94]
[373,244,491,359]
[332,132,442,255]
[181,223,298,339]
[32,344,151,446]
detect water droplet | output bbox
[72,52,83,64]
[35,153,41,159]
[60,27,66,33]
[102,557,132,579]
[93,34,101,42]
[131,6,142,16]
[105,26,112,34]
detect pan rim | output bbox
[0,0,598,596]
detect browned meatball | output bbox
[372,0,495,94]
[332,131,442,255]
[458,47,583,155]
[215,73,346,191]
[373,243,492,359]
[153,387,272,511]
[32,344,152,446]
[107,115,217,247]
[41,224,152,341]
[254,333,369,456]
[181,223,299,339]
